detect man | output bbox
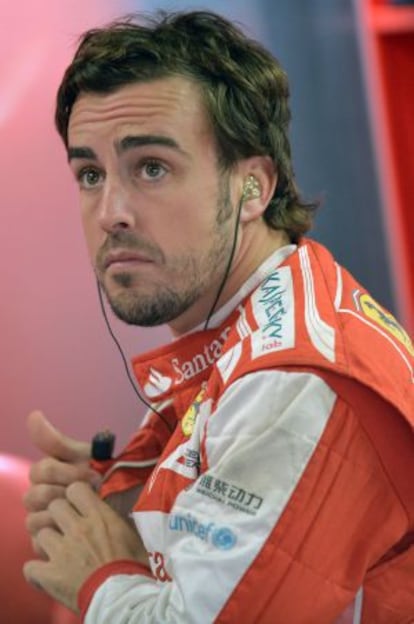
[23,10,414,624]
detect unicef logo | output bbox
[169,513,237,550]
[212,527,237,550]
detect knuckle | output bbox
[34,485,54,508]
[68,518,90,541]
[66,479,86,499]
[71,523,86,539]
[47,497,58,513]
[22,487,43,511]
[25,510,53,535]
[48,497,65,515]
[25,512,38,535]
[43,457,63,483]
[28,484,65,511]
[29,457,56,484]
[37,525,56,544]
[31,457,81,486]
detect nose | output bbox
[97,178,136,233]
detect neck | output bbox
[168,223,291,337]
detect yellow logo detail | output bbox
[181,389,206,437]
[359,293,414,356]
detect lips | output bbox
[103,250,153,270]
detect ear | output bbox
[237,156,277,224]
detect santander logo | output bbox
[171,327,230,385]
[144,367,173,398]
[143,327,231,398]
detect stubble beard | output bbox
[97,180,234,327]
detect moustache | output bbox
[95,231,163,274]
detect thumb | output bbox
[28,411,91,462]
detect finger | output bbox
[27,411,91,462]
[36,526,62,557]
[31,536,48,559]
[48,498,80,534]
[23,559,49,591]
[29,456,99,487]
[66,481,110,517]
[23,483,66,512]
[25,510,56,537]
[23,558,79,612]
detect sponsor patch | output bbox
[355,291,414,356]
[251,267,295,357]
[169,512,237,550]
[184,448,200,470]
[144,367,173,398]
[196,475,263,516]
[171,327,231,385]
[148,551,172,583]
[181,388,206,437]
[140,328,231,400]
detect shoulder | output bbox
[214,239,413,420]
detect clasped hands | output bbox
[23,411,148,613]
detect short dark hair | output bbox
[56,10,317,241]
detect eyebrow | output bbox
[67,134,187,162]
[67,146,96,162]
[118,134,183,154]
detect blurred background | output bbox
[1,0,413,459]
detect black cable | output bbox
[203,195,244,330]
[96,193,243,433]
[96,282,174,434]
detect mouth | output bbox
[103,250,154,272]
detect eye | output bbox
[77,167,104,189]
[140,159,168,181]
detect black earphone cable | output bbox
[96,282,174,434]
[203,195,244,330]
[97,193,244,433]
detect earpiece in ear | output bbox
[242,175,261,201]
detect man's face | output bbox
[67,76,236,334]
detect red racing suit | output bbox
[80,239,414,624]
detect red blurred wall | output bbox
[0,1,169,461]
